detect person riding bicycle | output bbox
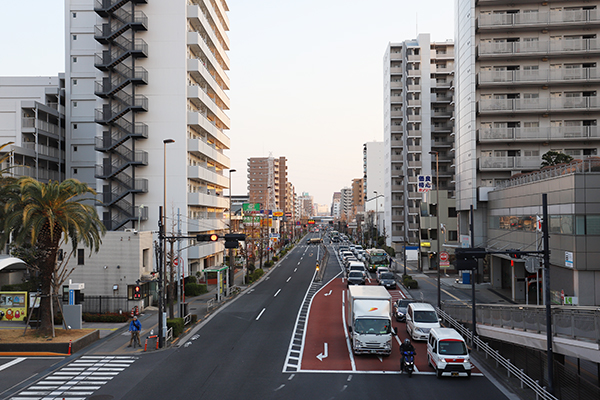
[400,338,415,372]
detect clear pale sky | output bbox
[0,0,454,206]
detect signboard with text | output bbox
[417,175,432,193]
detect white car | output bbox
[376,267,389,281]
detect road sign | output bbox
[440,252,449,262]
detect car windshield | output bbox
[414,310,439,323]
[439,340,468,355]
[380,273,394,279]
[354,319,391,335]
[396,299,413,307]
[349,271,363,277]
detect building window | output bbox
[73,168,78,174]
[74,146,78,151]
[448,230,458,241]
[73,57,77,63]
[72,12,76,18]
[73,35,77,40]
[448,207,457,218]
[77,249,84,265]
[73,79,78,85]
[73,124,78,129]
[73,101,78,107]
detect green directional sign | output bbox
[242,203,260,214]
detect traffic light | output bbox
[224,233,246,249]
[197,234,219,242]
[133,285,141,300]
[454,248,486,270]
[508,249,521,259]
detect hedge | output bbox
[402,274,419,289]
[82,312,129,323]
[167,318,184,337]
[184,283,208,297]
[248,268,264,283]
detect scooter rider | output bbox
[400,338,416,372]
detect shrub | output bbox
[185,275,197,284]
[402,274,419,289]
[272,255,279,262]
[190,314,198,324]
[167,318,184,337]
[185,283,208,297]
[248,268,264,283]
[82,312,129,323]
[247,263,255,274]
[264,260,273,268]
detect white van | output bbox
[427,327,472,378]
[405,303,440,341]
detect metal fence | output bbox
[442,303,600,344]
[80,295,135,314]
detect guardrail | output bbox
[166,326,173,343]
[183,313,192,325]
[315,243,329,282]
[207,298,216,311]
[437,307,559,400]
[442,302,600,344]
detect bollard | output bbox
[68,340,72,355]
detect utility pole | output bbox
[542,194,554,395]
[157,206,165,349]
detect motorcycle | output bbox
[401,351,415,377]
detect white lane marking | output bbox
[316,343,329,361]
[0,357,26,371]
[347,375,352,381]
[288,374,295,380]
[341,385,348,392]
[274,289,281,297]
[378,356,383,362]
[274,384,285,391]
[294,268,297,272]
[286,276,291,282]
[341,290,357,371]
[324,290,332,297]
[266,277,270,280]
[298,262,301,265]
[256,308,266,320]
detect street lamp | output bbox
[429,150,441,310]
[159,138,174,348]
[228,169,236,288]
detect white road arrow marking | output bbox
[316,342,329,361]
[324,290,332,297]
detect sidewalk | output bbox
[0,268,251,356]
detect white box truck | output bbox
[346,285,395,355]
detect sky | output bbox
[0,0,455,206]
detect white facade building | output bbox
[455,0,600,246]
[383,34,455,250]
[363,141,385,214]
[65,0,232,276]
[0,76,66,183]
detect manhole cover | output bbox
[89,396,114,400]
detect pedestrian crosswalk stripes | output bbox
[9,356,136,400]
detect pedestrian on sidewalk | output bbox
[128,316,142,348]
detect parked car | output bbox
[394,299,415,322]
[378,272,397,289]
[347,270,366,286]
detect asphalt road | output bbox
[4,237,517,400]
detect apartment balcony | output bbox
[407,99,421,106]
[390,52,403,61]
[407,85,421,91]
[186,30,230,90]
[187,240,225,259]
[390,110,403,117]
[432,124,453,132]
[434,80,453,88]
[187,192,229,209]
[478,156,541,171]
[187,111,231,149]
[187,6,230,71]
[188,85,230,128]
[188,165,229,188]
[477,39,600,59]
[188,138,230,168]
[407,69,420,76]
[478,126,600,142]
[407,115,421,122]
[391,125,403,134]
[406,130,422,137]
[407,145,422,153]
[391,199,404,207]
[21,117,65,138]
[432,110,453,118]
[434,51,455,59]
[432,139,453,149]
[390,81,403,89]
[391,184,405,193]
[391,154,404,163]
[479,96,600,114]
[390,138,403,148]
[390,67,403,75]
[431,66,452,74]
[478,67,600,87]
[188,3,230,52]
[431,95,453,103]
[477,9,600,31]
[187,58,231,111]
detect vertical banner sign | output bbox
[417,175,432,193]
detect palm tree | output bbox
[0,177,106,335]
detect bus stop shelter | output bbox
[204,265,229,302]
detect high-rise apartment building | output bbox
[0,76,66,183]
[351,178,364,215]
[340,187,353,221]
[331,191,341,219]
[247,156,289,212]
[363,141,385,213]
[456,1,600,245]
[383,34,455,251]
[65,0,232,274]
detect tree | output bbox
[0,177,106,335]
[541,151,573,167]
